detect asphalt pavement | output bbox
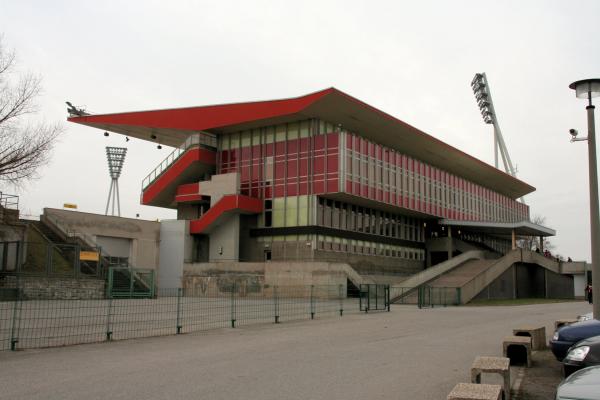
[0,301,590,400]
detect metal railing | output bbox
[0,192,19,210]
[0,282,358,351]
[417,285,462,308]
[141,132,217,191]
[107,267,155,298]
[390,285,462,307]
[0,240,104,279]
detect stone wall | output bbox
[0,275,105,300]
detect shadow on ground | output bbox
[515,350,562,400]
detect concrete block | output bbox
[512,326,546,351]
[447,383,502,400]
[503,336,532,368]
[470,356,510,400]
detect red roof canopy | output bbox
[68,87,535,198]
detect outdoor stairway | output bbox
[425,249,561,304]
[390,248,563,305]
[389,250,486,303]
[141,134,217,208]
[427,259,496,288]
[189,194,262,234]
[30,221,63,244]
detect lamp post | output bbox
[569,78,600,318]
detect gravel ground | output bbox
[0,301,590,400]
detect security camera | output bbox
[569,129,578,137]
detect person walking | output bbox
[585,284,593,304]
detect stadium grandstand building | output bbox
[68,88,561,293]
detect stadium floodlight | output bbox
[105,147,127,217]
[471,73,524,203]
[471,73,519,182]
[569,78,600,318]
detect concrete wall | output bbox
[208,214,240,262]
[0,223,26,242]
[515,263,546,298]
[313,249,423,276]
[546,269,574,299]
[473,266,515,301]
[158,220,192,289]
[239,215,261,261]
[183,261,350,289]
[574,274,587,299]
[44,208,160,269]
[202,173,239,206]
[0,275,105,300]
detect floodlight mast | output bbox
[471,73,517,176]
[105,147,127,217]
[471,73,523,203]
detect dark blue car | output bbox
[551,319,600,361]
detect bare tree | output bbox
[0,37,62,185]
[517,215,554,252]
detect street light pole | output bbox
[586,101,600,318]
[570,79,600,319]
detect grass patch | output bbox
[466,298,581,306]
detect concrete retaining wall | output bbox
[0,275,105,299]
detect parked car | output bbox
[555,365,600,400]
[551,319,600,361]
[563,335,600,376]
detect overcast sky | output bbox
[1,0,599,261]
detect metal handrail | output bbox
[140,132,217,191]
[0,192,19,210]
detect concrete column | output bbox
[539,236,544,253]
[447,227,453,260]
[511,229,516,250]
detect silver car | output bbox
[555,365,600,400]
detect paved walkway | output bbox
[0,301,590,400]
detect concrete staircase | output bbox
[427,259,496,288]
[428,249,561,304]
[390,248,563,305]
[389,250,487,303]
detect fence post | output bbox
[274,285,279,323]
[418,286,422,309]
[129,270,134,298]
[310,285,315,319]
[46,243,52,276]
[105,297,113,341]
[339,284,344,316]
[359,284,363,311]
[10,288,21,351]
[386,285,390,312]
[230,282,236,328]
[176,288,182,334]
[75,243,81,278]
[429,286,433,309]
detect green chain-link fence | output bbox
[0,281,359,351]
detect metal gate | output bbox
[107,267,155,298]
[359,284,390,312]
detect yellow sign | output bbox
[80,251,99,262]
[64,203,78,209]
